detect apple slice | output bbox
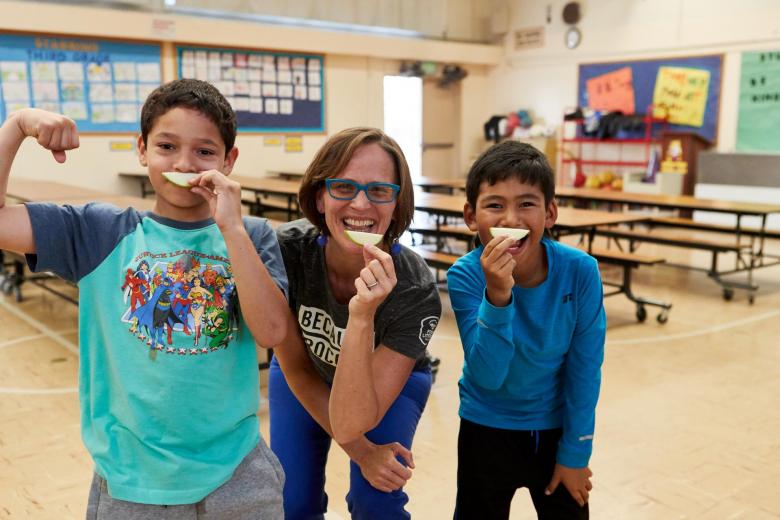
[345,230,383,246]
[162,171,199,188]
[490,227,530,240]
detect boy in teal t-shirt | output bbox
[0,79,288,517]
[447,141,606,519]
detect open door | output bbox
[422,79,461,178]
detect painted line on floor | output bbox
[607,309,780,345]
[0,386,77,394]
[0,328,78,351]
[430,309,780,347]
[0,333,48,350]
[0,295,79,356]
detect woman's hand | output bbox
[352,440,414,493]
[189,170,243,230]
[348,244,397,319]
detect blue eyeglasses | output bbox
[325,178,400,204]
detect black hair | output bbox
[465,140,555,209]
[140,78,236,154]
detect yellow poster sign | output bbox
[285,136,303,153]
[652,66,710,127]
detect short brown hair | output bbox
[141,78,236,155]
[298,127,414,243]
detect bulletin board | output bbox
[0,33,161,132]
[736,50,780,152]
[578,54,722,143]
[177,46,325,133]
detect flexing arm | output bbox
[190,171,288,347]
[0,109,79,254]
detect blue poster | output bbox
[0,34,161,132]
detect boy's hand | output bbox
[481,235,516,306]
[189,170,243,230]
[348,244,397,319]
[545,463,593,507]
[14,108,79,163]
[350,439,414,493]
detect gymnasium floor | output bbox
[1,237,779,519]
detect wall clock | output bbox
[565,26,581,49]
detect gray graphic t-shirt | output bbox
[277,219,441,384]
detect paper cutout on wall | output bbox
[585,67,635,114]
[737,50,780,151]
[652,66,710,127]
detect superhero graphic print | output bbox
[120,250,239,357]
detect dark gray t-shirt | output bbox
[277,219,441,384]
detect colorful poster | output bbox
[0,34,160,132]
[585,66,635,114]
[652,66,710,127]
[736,50,780,152]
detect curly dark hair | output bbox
[140,78,236,154]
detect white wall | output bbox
[1,0,499,193]
[490,0,780,152]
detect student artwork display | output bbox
[578,55,722,142]
[585,66,635,115]
[0,34,161,132]
[177,47,324,133]
[652,66,710,127]
[736,50,780,152]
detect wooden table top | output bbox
[55,195,157,212]
[414,176,466,189]
[413,192,648,229]
[7,178,109,202]
[118,171,147,179]
[231,175,301,196]
[555,186,780,216]
[7,178,154,211]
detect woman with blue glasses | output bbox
[271,127,441,519]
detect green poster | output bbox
[737,50,780,152]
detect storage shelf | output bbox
[561,137,661,144]
[560,106,668,185]
[561,158,649,167]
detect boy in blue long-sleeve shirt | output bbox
[447,141,605,519]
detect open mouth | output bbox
[507,235,529,255]
[343,217,377,233]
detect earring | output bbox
[316,233,328,247]
[390,240,401,255]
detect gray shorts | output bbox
[86,438,284,520]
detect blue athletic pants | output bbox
[268,357,431,520]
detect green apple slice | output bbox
[490,227,530,240]
[345,230,383,246]
[162,171,199,188]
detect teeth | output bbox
[344,218,375,229]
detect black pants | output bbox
[454,418,588,520]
